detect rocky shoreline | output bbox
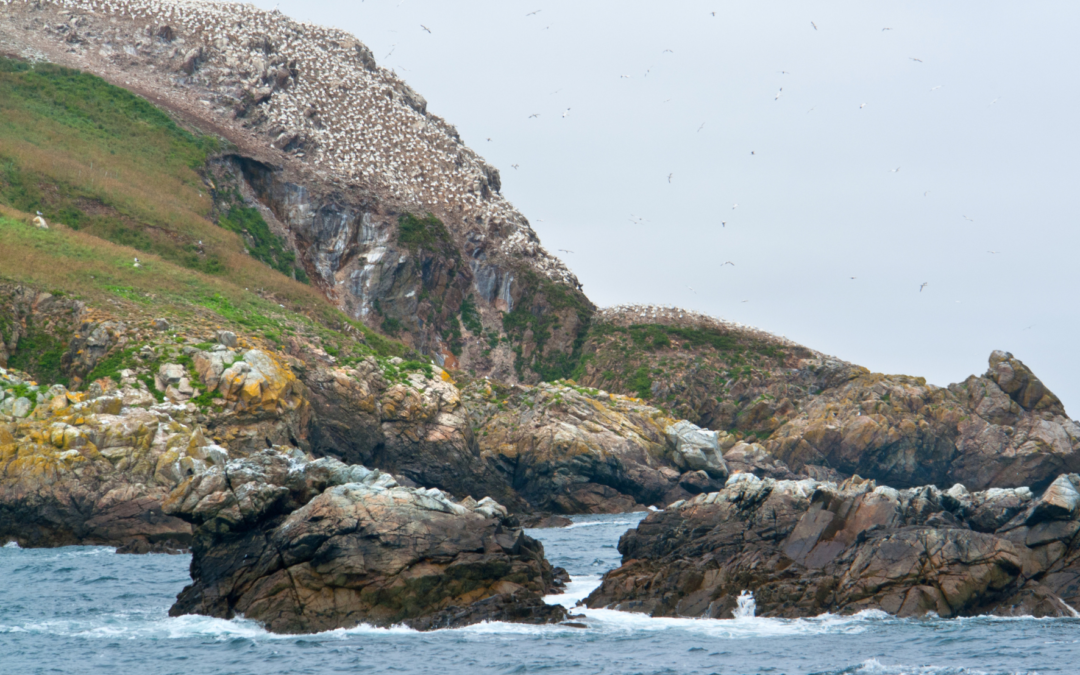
[586,472,1080,619]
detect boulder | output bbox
[665,420,729,479]
[586,473,1080,619]
[164,450,567,633]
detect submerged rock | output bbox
[586,472,1080,619]
[164,450,567,633]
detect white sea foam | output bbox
[2,540,19,548]
[564,520,636,530]
[846,658,1007,674]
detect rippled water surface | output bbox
[2,512,1078,674]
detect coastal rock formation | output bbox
[586,472,1080,619]
[463,380,728,513]
[164,449,567,632]
[766,351,1080,491]
[0,366,224,551]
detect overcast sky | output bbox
[240,0,1080,411]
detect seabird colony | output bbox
[4,0,576,286]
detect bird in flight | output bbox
[919,282,928,292]
[487,138,492,142]
[775,88,783,100]
[663,49,674,54]
[924,191,932,196]
[882,27,892,31]
[930,85,942,91]
[811,21,818,30]
[511,164,519,169]
[528,113,540,118]
[558,249,574,254]
[620,74,631,79]
[668,173,673,183]
[859,103,867,109]
[732,203,738,210]
[987,250,999,254]
[687,286,696,294]
[850,276,857,280]
[910,57,923,63]
[988,98,1000,107]
[711,12,716,17]
[526,9,541,16]
[562,108,571,118]
[722,261,735,266]
[890,167,900,172]
[721,221,727,227]
[697,122,706,132]
[421,24,431,33]
[750,151,755,155]
[963,215,974,222]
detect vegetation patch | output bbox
[501,268,593,381]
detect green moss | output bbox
[460,295,483,335]
[7,326,68,387]
[398,213,454,256]
[501,268,593,381]
[217,202,307,282]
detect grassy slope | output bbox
[0,57,407,382]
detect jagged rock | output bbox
[164,450,567,633]
[765,352,1080,491]
[586,473,1080,619]
[153,318,171,331]
[665,420,729,479]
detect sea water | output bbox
[1,513,1078,674]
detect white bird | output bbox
[775,88,783,100]
[924,191,932,196]
[36,210,43,216]
[687,286,696,294]
[910,57,922,62]
[562,108,571,118]
[987,250,999,254]
[732,203,738,210]
[421,24,431,34]
[811,21,818,30]
[890,167,900,172]
[721,221,727,227]
[558,249,574,254]
[697,122,706,132]
[620,74,631,79]
[663,49,674,54]
[930,85,942,91]
[988,98,1000,107]
[528,113,540,118]
[963,215,974,222]
[882,27,893,31]
[511,164,519,169]
[526,9,541,16]
[919,282,928,292]
[668,173,673,183]
[722,261,735,266]
[859,103,867,109]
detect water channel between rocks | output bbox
[1,512,1077,675]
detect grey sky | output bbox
[241,0,1079,410]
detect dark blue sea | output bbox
[2,512,1077,674]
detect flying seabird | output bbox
[910,57,923,63]
[528,113,540,118]
[919,282,928,292]
[558,249,574,254]
[722,261,735,266]
[697,122,706,132]
[511,164,519,169]
[526,9,541,16]
[859,103,867,109]
[930,85,942,91]
[668,173,673,183]
[811,21,818,30]
[562,108,571,118]
[775,88,783,100]
[890,167,900,172]
[963,215,974,222]
[732,203,738,210]
[421,25,431,34]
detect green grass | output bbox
[501,268,593,381]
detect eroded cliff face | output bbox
[0,0,591,381]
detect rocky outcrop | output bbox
[164,449,567,632]
[586,472,1080,619]
[0,366,227,551]
[464,380,729,514]
[766,351,1080,491]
